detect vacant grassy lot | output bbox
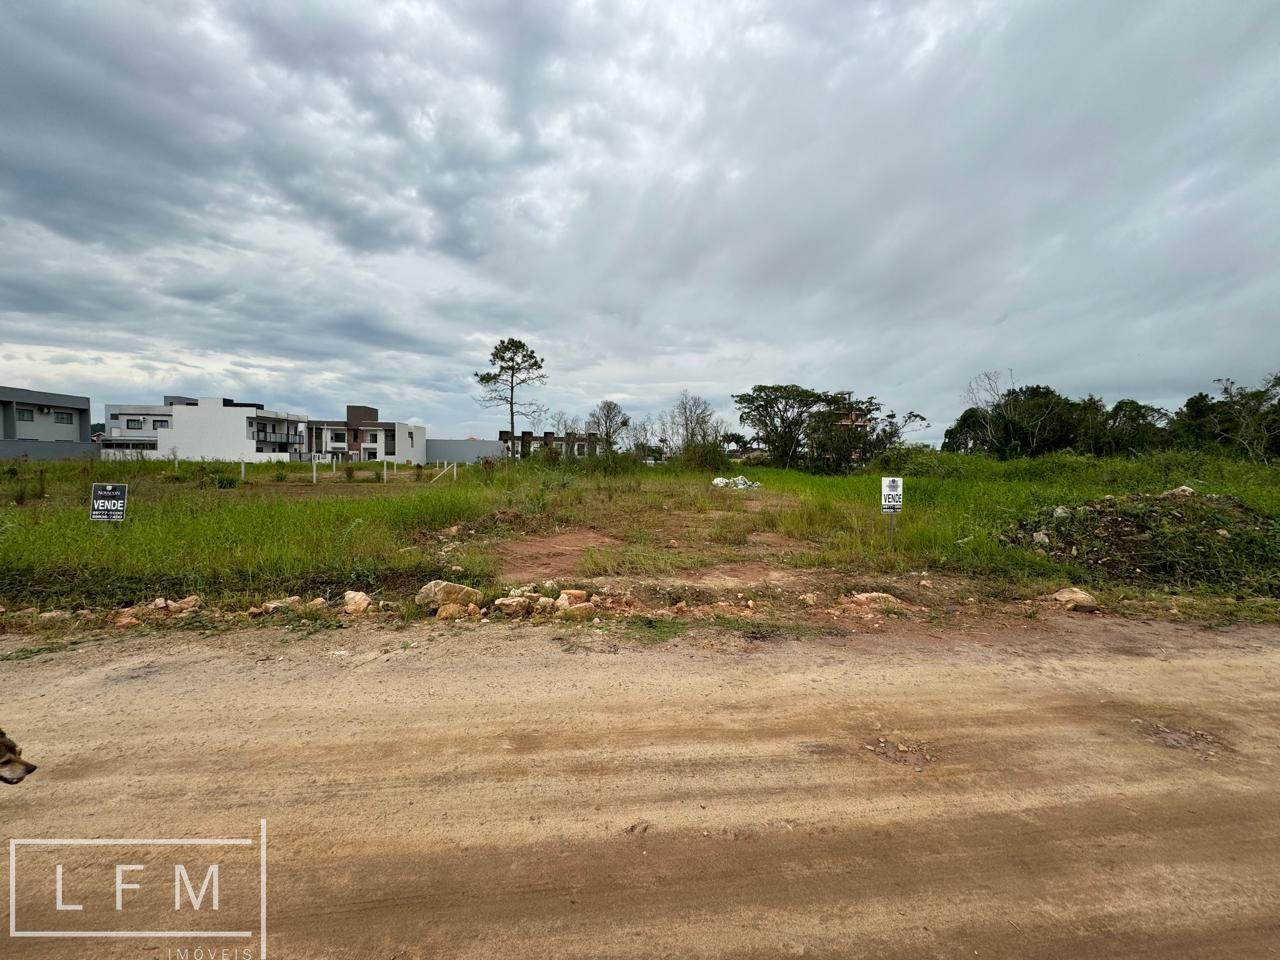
[1,451,1276,614]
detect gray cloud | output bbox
[1,0,1277,440]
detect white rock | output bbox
[342,590,372,615]
[415,580,483,610]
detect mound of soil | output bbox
[1011,490,1279,595]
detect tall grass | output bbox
[2,450,1275,607]
[1,486,493,607]
[738,451,1280,587]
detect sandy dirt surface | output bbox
[3,615,1280,959]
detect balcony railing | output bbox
[255,432,303,444]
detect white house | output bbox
[101,396,307,462]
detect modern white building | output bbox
[101,396,307,462]
[305,404,428,464]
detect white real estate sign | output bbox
[881,477,903,514]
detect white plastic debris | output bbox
[712,475,761,490]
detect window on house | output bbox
[17,408,34,421]
[332,431,346,443]
[408,432,414,447]
[54,411,74,424]
[126,419,143,430]
[154,420,170,429]
[367,431,378,442]
[109,413,120,420]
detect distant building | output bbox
[498,429,608,459]
[101,396,307,462]
[423,438,508,464]
[0,385,97,461]
[304,404,430,465]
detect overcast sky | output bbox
[1,1,1277,442]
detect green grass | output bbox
[0,475,495,607]
[2,450,1276,611]
[736,451,1280,593]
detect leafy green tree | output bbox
[1101,399,1169,456]
[1210,373,1280,463]
[474,338,547,458]
[731,384,830,468]
[807,394,927,471]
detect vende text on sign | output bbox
[90,482,128,522]
[881,476,903,514]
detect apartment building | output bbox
[101,396,307,461]
[0,385,98,460]
[306,404,428,465]
[498,429,608,459]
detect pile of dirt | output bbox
[1010,488,1279,595]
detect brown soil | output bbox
[4,617,1280,958]
[495,529,619,582]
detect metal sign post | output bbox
[881,476,903,549]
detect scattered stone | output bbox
[342,590,372,616]
[1032,530,1051,545]
[535,596,556,613]
[248,606,265,617]
[493,596,530,617]
[799,592,818,606]
[917,579,933,589]
[39,610,70,621]
[378,600,399,612]
[1052,587,1099,612]
[308,597,327,608]
[435,603,466,620]
[1161,485,1196,498]
[150,597,168,610]
[712,475,761,490]
[542,579,558,591]
[1053,506,1071,519]
[555,589,589,610]
[466,603,482,619]
[168,595,202,613]
[415,580,483,611]
[558,602,596,621]
[76,609,93,619]
[114,613,141,629]
[1216,528,1230,538]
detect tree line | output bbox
[476,339,1279,469]
[943,371,1280,464]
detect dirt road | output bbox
[4,616,1279,958]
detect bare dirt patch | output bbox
[496,529,619,582]
[1135,718,1233,760]
[672,562,802,590]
